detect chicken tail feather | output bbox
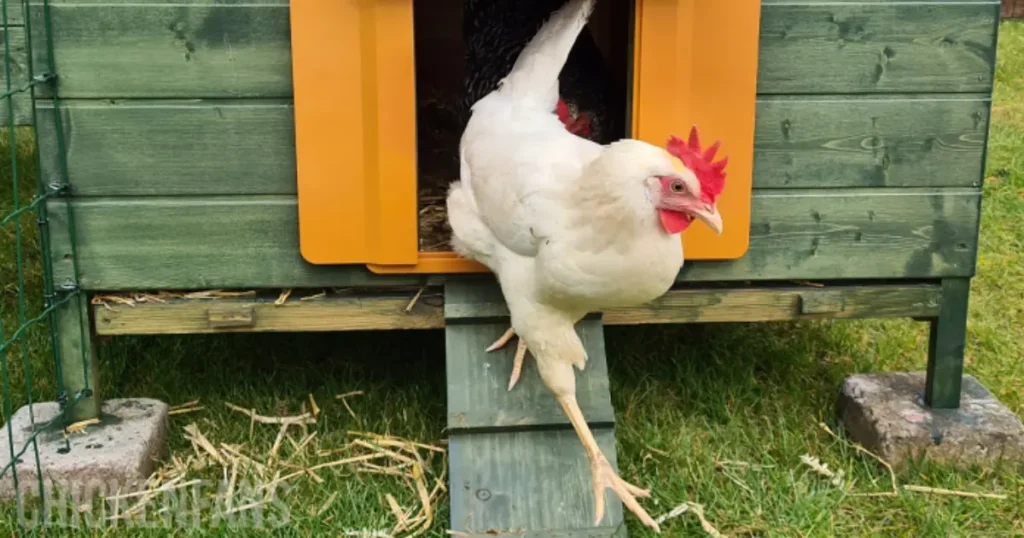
[496,0,596,112]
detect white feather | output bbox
[446,0,686,381]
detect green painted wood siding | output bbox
[28,0,997,289]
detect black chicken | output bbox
[461,0,625,144]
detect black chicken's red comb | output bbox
[666,125,728,205]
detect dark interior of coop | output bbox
[412,0,633,252]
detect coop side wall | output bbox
[12,1,997,291]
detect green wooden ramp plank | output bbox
[446,320,615,431]
[444,280,626,535]
[448,429,626,536]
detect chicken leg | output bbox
[485,327,529,391]
[558,394,660,531]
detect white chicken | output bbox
[446,0,728,531]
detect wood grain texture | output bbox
[447,429,625,534]
[46,196,426,291]
[754,95,990,188]
[46,189,979,290]
[35,95,991,196]
[90,283,941,336]
[57,292,101,422]
[24,2,998,98]
[92,290,443,335]
[445,316,615,430]
[0,2,23,26]
[27,3,292,99]
[35,101,297,195]
[757,1,999,94]
[445,280,943,324]
[677,188,981,282]
[605,284,942,324]
[0,26,33,126]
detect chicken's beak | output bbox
[692,204,723,234]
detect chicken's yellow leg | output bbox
[557,394,660,532]
[485,328,529,391]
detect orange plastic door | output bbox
[632,0,761,260]
[290,0,761,273]
[290,0,419,266]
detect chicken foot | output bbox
[485,327,529,391]
[558,394,661,532]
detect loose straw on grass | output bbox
[183,423,226,467]
[336,391,364,420]
[224,402,317,425]
[655,501,726,538]
[819,422,897,497]
[818,422,1007,500]
[903,485,1008,500]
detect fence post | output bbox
[55,292,101,423]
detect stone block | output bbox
[837,372,1024,470]
[0,398,169,501]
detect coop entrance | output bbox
[290,0,761,274]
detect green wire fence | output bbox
[1,0,94,533]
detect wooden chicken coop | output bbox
[0,0,1001,535]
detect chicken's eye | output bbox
[670,181,685,193]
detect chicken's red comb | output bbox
[666,125,728,205]
[556,99,571,124]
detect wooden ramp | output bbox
[444,280,627,537]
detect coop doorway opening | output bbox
[413,0,633,252]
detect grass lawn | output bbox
[2,19,1024,538]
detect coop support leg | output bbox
[55,292,101,423]
[924,278,971,409]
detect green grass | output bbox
[2,20,1024,538]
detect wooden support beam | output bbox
[56,292,101,423]
[925,278,972,409]
[90,283,941,336]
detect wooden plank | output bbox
[35,95,991,196]
[445,282,943,324]
[757,1,999,94]
[92,289,443,335]
[35,101,297,195]
[925,278,971,408]
[56,292,101,422]
[90,283,942,336]
[47,189,979,290]
[604,284,942,324]
[678,188,981,282]
[45,196,427,291]
[0,2,23,26]
[0,26,33,126]
[27,2,293,99]
[25,2,998,98]
[447,429,625,535]
[445,318,615,430]
[754,96,990,188]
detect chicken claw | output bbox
[590,453,659,531]
[558,394,660,532]
[485,328,529,391]
[485,327,516,352]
